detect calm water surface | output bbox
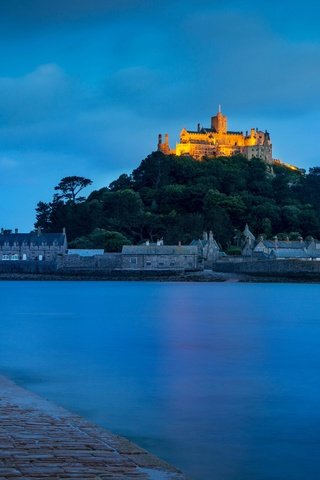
[0,281,320,480]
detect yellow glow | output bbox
[158,108,276,164]
[274,160,300,171]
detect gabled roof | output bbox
[306,241,320,251]
[0,232,66,247]
[243,224,255,241]
[190,239,203,247]
[270,248,309,258]
[200,127,216,133]
[190,238,220,251]
[263,240,305,249]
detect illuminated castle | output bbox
[158,106,273,163]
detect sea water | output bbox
[0,281,319,480]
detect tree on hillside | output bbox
[35,201,52,231]
[132,151,173,189]
[70,229,131,252]
[109,173,133,191]
[101,189,144,239]
[54,176,92,204]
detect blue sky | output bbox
[1,0,320,230]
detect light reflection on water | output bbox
[0,281,320,480]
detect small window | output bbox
[2,254,9,260]
[11,254,19,261]
[158,262,164,266]
[146,261,152,266]
[130,257,137,264]
[170,262,175,266]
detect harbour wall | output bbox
[0,260,56,274]
[213,259,320,277]
[3,256,320,279]
[56,253,122,272]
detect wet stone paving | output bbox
[0,376,188,480]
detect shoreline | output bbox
[1,270,320,282]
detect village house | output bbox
[241,225,320,260]
[190,231,225,266]
[0,228,67,261]
[122,241,200,271]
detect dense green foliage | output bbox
[69,229,131,252]
[35,152,320,250]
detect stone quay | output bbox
[0,375,188,480]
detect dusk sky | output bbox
[1,0,320,230]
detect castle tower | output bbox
[157,133,171,154]
[211,105,227,134]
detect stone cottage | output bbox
[0,228,67,261]
[122,243,200,271]
[190,231,225,266]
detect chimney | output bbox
[146,240,150,246]
[273,235,278,248]
[15,228,18,234]
[178,241,181,247]
[1,228,3,235]
[197,123,200,132]
[63,227,66,235]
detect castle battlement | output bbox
[158,107,273,164]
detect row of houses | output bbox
[0,228,67,262]
[2,225,320,273]
[241,224,320,260]
[0,228,222,271]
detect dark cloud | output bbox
[182,11,320,116]
[97,9,320,120]
[0,64,80,125]
[0,0,151,24]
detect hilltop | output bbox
[35,152,320,251]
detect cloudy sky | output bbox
[1,0,320,230]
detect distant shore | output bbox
[1,270,320,283]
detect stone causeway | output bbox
[0,375,189,480]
